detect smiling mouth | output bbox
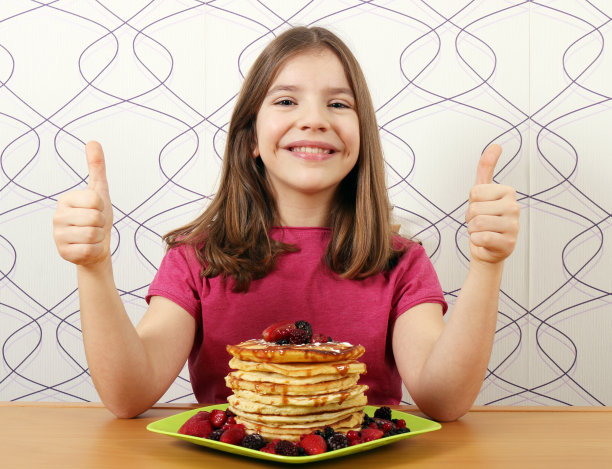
[289,146,335,154]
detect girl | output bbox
[52,26,519,420]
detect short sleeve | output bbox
[391,243,448,322]
[146,244,202,320]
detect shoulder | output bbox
[161,242,204,273]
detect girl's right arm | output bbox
[53,141,196,418]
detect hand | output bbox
[53,141,113,266]
[465,144,520,265]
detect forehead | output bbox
[269,48,351,91]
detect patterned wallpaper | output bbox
[0,1,610,406]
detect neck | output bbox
[275,193,332,227]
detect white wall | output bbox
[0,1,610,406]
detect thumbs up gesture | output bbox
[53,141,113,266]
[465,144,520,265]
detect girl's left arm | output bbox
[392,145,520,422]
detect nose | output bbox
[298,102,329,132]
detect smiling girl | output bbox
[53,26,519,420]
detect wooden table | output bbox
[1,402,610,468]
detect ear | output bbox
[252,142,259,158]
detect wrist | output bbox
[468,258,504,279]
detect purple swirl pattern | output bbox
[0,1,610,406]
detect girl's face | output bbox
[254,48,360,215]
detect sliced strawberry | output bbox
[262,321,296,342]
[219,424,246,445]
[178,413,214,438]
[209,409,227,428]
[299,434,327,455]
[360,428,384,442]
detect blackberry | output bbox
[362,415,374,428]
[275,440,299,456]
[241,434,266,450]
[207,429,224,441]
[294,320,312,337]
[373,406,392,421]
[326,433,349,451]
[314,430,324,437]
[276,338,290,345]
[322,426,335,440]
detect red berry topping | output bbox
[262,321,296,342]
[382,421,394,433]
[310,333,332,343]
[219,424,246,445]
[360,428,384,442]
[396,419,407,429]
[209,409,227,428]
[299,434,327,455]
[178,413,214,438]
[288,328,310,344]
[346,430,360,441]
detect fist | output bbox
[465,144,520,264]
[53,141,113,265]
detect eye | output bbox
[275,99,295,106]
[329,101,351,109]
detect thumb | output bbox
[85,140,109,194]
[475,144,502,185]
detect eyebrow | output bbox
[266,84,354,97]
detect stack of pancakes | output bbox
[225,339,368,442]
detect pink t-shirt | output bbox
[146,227,447,405]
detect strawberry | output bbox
[262,321,296,342]
[219,424,246,445]
[209,409,227,428]
[299,434,327,455]
[360,428,384,442]
[178,412,214,438]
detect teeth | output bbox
[291,146,332,154]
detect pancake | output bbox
[230,369,363,385]
[225,332,368,442]
[225,373,359,395]
[229,405,364,425]
[226,339,365,363]
[228,357,367,377]
[227,393,367,415]
[235,412,364,442]
[229,385,368,406]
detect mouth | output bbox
[288,146,335,155]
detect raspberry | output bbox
[373,406,392,421]
[288,328,310,345]
[299,434,327,455]
[241,434,266,450]
[396,419,407,429]
[346,430,360,441]
[381,421,394,433]
[311,333,332,343]
[275,440,299,456]
[326,433,349,451]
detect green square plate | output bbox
[147,404,441,464]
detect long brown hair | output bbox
[164,26,403,292]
